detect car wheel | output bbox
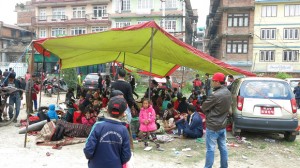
[284,132,296,142]
[231,121,240,137]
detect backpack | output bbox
[194,79,202,87]
[51,124,65,141]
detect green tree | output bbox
[275,72,292,79]
[61,68,77,89]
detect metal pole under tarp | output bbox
[56,60,61,105]
[148,28,154,99]
[181,66,185,91]
[39,50,45,109]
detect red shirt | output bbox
[174,100,179,110]
[102,97,108,108]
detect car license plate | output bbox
[260,107,274,115]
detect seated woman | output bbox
[162,103,178,131]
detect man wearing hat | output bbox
[202,72,232,168]
[84,96,131,168]
[4,73,23,123]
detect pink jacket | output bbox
[81,117,96,126]
[139,105,157,132]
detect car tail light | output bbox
[237,96,244,111]
[291,98,297,113]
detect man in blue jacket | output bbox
[182,104,203,138]
[84,96,131,168]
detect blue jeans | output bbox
[175,119,185,135]
[9,94,21,119]
[204,128,228,168]
[33,99,37,110]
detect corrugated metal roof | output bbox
[2,23,30,32]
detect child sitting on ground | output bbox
[139,98,164,151]
[47,104,58,120]
[81,110,96,126]
[84,97,131,168]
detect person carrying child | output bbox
[84,96,131,168]
[139,98,164,151]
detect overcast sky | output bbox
[0,0,210,27]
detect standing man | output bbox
[128,73,139,100]
[202,72,232,168]
[203,73,211,96]
[193,74,202,91]
[4,73,23,123]
[111,69,135,109]
[293,82,300,109]
[98,73,103,94]
[76,72,83,98]
[226,75,234,91]
[166,76,172,90]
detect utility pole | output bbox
[161,0,166,29]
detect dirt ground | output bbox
[0,93,300,168]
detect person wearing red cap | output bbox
[202,72,232,168]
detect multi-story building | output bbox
[253,0,300,74]
[205,0,254,71]
[31,0,112,38]
[15,1,35,30]
[194,27,206,51]
[0,21,32,63]
[110,0,190,42]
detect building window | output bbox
[138,0,153,9]
[73,6,86,18]
[262,6,277,17]
[71,27,86,35]
[123,0,131,11]
[39,28,47,38]
[115,0,131,12]
[163,20,176,31]
[165,0,177,8]
[91,26,108,33]
[260,29,276,40]
[39,8,46,20]
[260,50,275,62]
[115,22,131,28]
[227,14,249,27]
[93,6,107,18]
[284,28,299,39]
[285,4,300,16]
[52,8,65,19]
[51,28,66,37]
[226,40,248,54]
[283,50,299,62]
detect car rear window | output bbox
[240,80,293,99]
[85,75,98,80]
[290,80,300,88]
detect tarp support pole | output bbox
[39,49,45,109]
[123,52,125,69]
[181,66,185,89]
[56,60,61,105]
[148,28,154,99]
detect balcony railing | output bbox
[32,14,110,25]
[85,13,109,20]
[33,15,69,24]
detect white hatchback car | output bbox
[230,77,299,141]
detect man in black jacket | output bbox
[111,69,134,108]
[202,72,232,168]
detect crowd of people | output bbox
[0,68,234,168]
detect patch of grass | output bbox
[259,143,267,150]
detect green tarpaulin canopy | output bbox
[33,21,255,77]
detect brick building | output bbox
[205,0,254,71]
[0,21,32,63]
